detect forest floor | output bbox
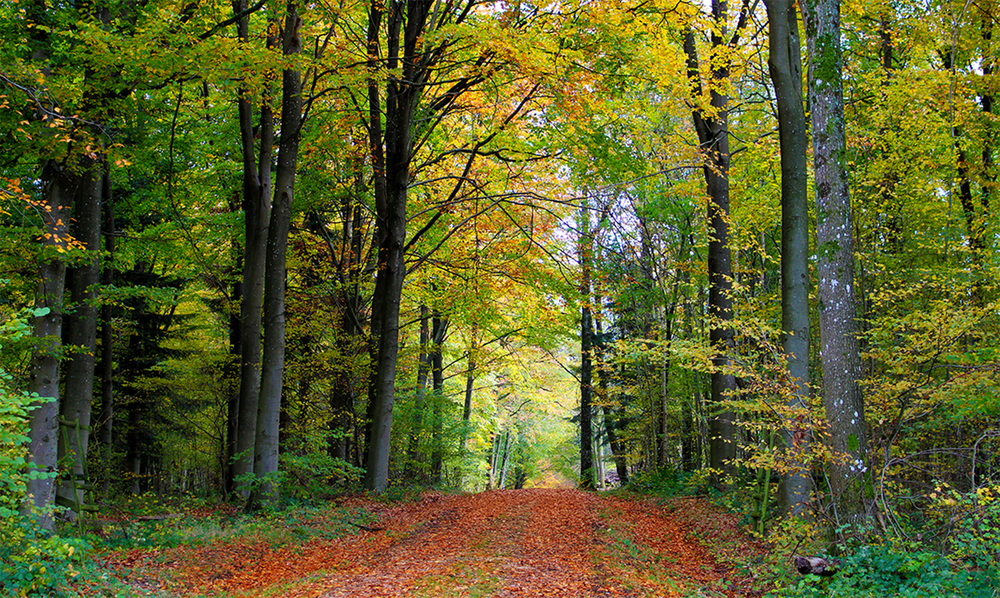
[89,489,771,598]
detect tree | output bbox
[231,0,275,495]
[363,0,508,492]
[682,0,753,485]
[765,0,812,514]
[249,0,303,508]
[579,199,595,490]
[802,0,869,524]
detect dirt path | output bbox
[103,489,765,597]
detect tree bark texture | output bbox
[765,0,813,515]
[250,1,303,509]
[683,9,739,484]
[802,0,869,525]
[25,162,75,529]
[58,157,104,517]
[364,0,436,493]
[232,0,276,493]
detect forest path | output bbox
[105,489,764,597]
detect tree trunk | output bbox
[765,0,813,516]
[460,327,477,455]
[498,431,512,489]
[58,157,103,517]
[232,0,275,494]
[683,17,739,485]
[595,276,627,485]
[249,1,303,509]
[99,169,115,494]
[225,205,242,495]
[404,306,431,481]
[430,312,446,483]
[802,0,869,525]
[365,0,436,493]
[579,201,595,490]
[24,163,75,529]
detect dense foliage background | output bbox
[1,0,999,595]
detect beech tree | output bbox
[765,0,812,514]
[230,0,275,495]
[249,0,304,508]
[362,0,536,492]
[802,0,870,523]
[682,0,753,485]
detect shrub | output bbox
[768,544,999,598]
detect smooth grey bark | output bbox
[232,0,275,492]
[765,0,813,515]
[25,164,76,530]
[57,158,104,517]
[579,201,595,490]
[802,0,869,525]
[249,1,303,509]
[364,0,435,493]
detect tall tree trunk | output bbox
[226,201,243,495]
[595,287,628,485]
[765,0,812,516]
[364,0,437,493]
[579,201,595,490]
[802,0,869,526]
[498,431,512,489]
[25,163,76,529]
[232,0,275,493]
[683,16,739,485]
[58,157,104,518]
[250,1,303,509]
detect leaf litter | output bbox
[94,489,766,597]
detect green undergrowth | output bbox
[5,495,379,597]
[622,467,715,499]
[767,545,999,598]
[77,494,378,552]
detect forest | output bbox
[1,0,999,595]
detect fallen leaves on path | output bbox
[94,489,766,597]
